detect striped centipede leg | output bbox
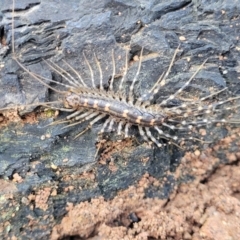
[154,126,178,142]
[159,58,208,106]
[43,59,81,88]
[212,96,240,114]
[47,109,86,127]
[138,126,150,143]
[67,112,101,130]
[109,49,116,91]
[174,93,240,125]
[83,52,96,88]
[128,47,144,103]
[59,110,95,128]
[65,109,85,120]
[153,126,185,148]
[135,72,165,107]
[117,121,124,135]
[100,117,112,133]
[118,48,129,92]
[172,88,228,112]
[74,113,107,139]
[74,110,95,121]
[12,58,67,95]
[27,69,74,91]
[144,127,163,147]
[162,122,188,131]
[183,118,232,127]
[137,46,180,103]
[61,59,87,87]
[124,123,130,138]
[108,118,115,131]
[94,53,104,90]
[51,107,74,112]
[81,111,100,122]
[62,111,99,129]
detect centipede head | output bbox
[64,92,81,109]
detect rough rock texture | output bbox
[0,0,240,239]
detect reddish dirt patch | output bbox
[51,130,240,240]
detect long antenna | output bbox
[11,0,66,95]
[12,0,15,55]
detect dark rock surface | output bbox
[0,0,239,239]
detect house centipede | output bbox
[3,44,240,150]
[1,1,240,153]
